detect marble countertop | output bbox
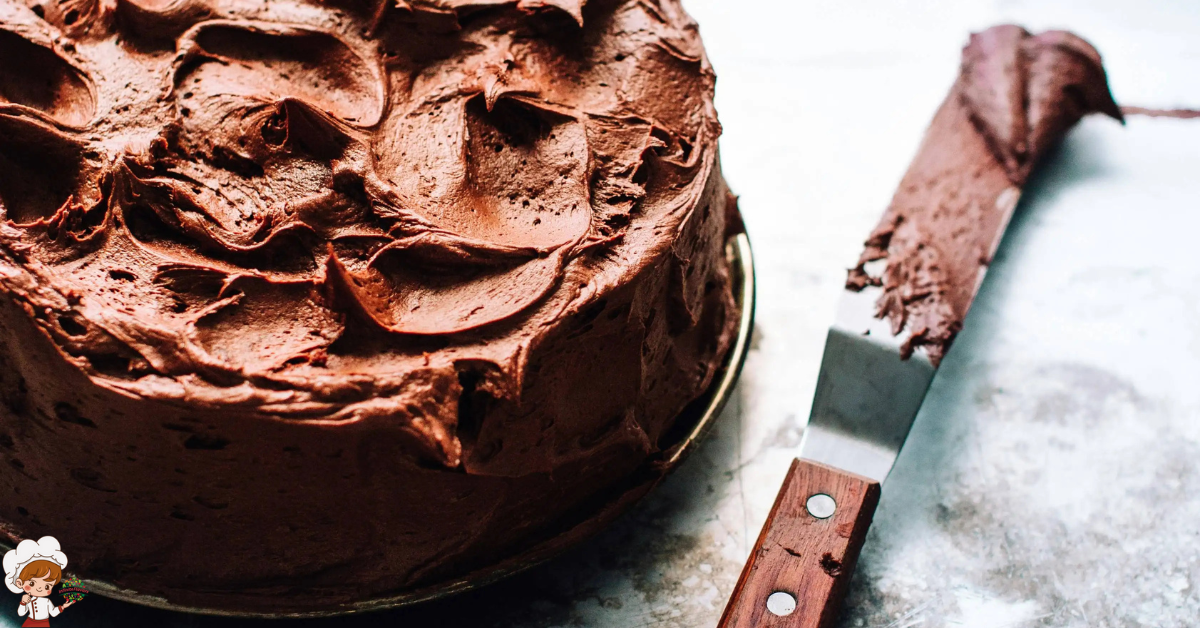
[4,0,1199,626]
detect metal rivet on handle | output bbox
[806,493,836,519]
[766,591,797,617]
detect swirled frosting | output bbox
[0,0,739,612]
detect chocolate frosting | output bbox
[846,25,1122,365]
[0,0,739,612]
[1121,106,1200,119]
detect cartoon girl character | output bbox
[3,537,77,627]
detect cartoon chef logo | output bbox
[3,537,85,627]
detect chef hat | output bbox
[3,537,68,594]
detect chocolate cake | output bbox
[847,25,1122,364]
[0,0,740,613]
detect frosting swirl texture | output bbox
[0,0,740,613]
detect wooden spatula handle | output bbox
[717,458,881,628]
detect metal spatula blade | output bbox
[799,283,937,483]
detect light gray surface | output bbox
[5,1,1200,626]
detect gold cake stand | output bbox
[21,233,755,618]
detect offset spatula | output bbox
[715,22,1123,628]
[715,277,941,628]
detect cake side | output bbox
[0,0,740,612]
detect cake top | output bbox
[0,0,720,462]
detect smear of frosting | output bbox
[1121,105,1200,119]
[846,25,1122,365]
